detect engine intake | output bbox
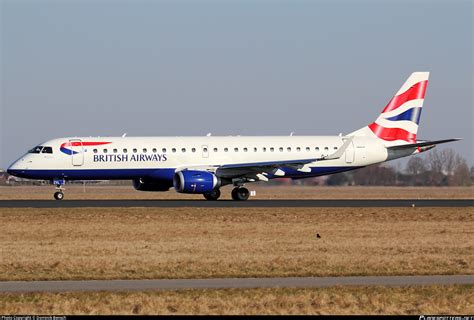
[173,170,220,194]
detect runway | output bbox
[1,275,472,293]
[0,199,472,208]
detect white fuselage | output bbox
[8,135,390,183]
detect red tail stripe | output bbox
[368,123,416,142]
[381,80,428,113]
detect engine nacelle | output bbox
[133,178,172,192]
[173,170,220,194]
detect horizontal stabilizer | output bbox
[386,138,461,150]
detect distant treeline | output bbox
[306,148,473,187]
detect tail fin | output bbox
[349,72,429,144]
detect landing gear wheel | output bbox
[54,191,64,201]
[204,189,221,201]
[231,187,250,201]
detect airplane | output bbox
[7,72,460,200]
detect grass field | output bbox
[1,285,472,315]
[0,185,472,200]
[1,207,472,281]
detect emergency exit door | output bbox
[344,139,355,163]
[202,145,209,158]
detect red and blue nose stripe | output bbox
[60,142,111,155]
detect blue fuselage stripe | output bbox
[7,166,361,181]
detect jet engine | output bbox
[173,170,220,194]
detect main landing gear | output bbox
[203,188,221,201]
[53,179,65,200]
[231,187,250,201]
[202,187,251,201]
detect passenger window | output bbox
[152,148,157,153]
[263,147,267,152]
[182,148,186,153]
[172,148,176,153]
[41,147,53,154]
[315,147,320,151]
[279,147,283,152]
[143,148,147,153]
[113,149,118,153]
[133,148,138,153]
[162,148,166,153]
[287,147,291,152]
[93,149,98,154]
[325,147,329,151]
[254,147,257,152]
[103,149,108,153]
[123,149,127,153]
[224,148,228,152]
[192,148,196,152]
[297,147,301,152]
[244,147,248,152]
[234,147,239,152]
[334,147,338,150]
[270,147,274,152]
[306,147,310,151]
[213,148,218,152]
[203,147,208,152]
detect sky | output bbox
[1,0,472,169]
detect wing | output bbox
[216,158,317,181]
[177,137,354,182]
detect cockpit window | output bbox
[41,147,53,154]
[28,146,43,153]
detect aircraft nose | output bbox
[7,163,18,175]
[7,159,25,176]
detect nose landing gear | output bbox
[53,179,66,200]
[54,191,64,200]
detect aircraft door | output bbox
[70,139,84,166]
[202,145,209,158]
[344,139,355,163]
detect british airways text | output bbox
[93,154,167,162]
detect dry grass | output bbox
[0,185,472,200]
[1,285,473,315]
[1,207,472,281]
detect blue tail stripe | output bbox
[385,107,422,124]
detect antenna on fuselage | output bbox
[206,133,212,136]
[290,132,295,136]
[122,133,127,137]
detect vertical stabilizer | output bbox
[349,72,429,145]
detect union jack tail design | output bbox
[350,72,429,144]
